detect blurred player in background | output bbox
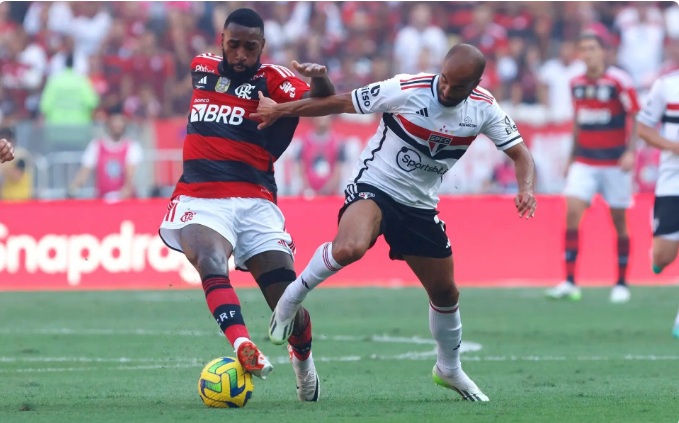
[636,70,679,338]
[297,116,345,197]
[0,137,15,163]
[158,8,334,401]
[255,44,537,402]
[547,32,640,303]
[68,112,142,200]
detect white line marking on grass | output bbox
[0,327,476,349]
[2,354,678,374]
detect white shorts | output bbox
[159,196,295,270]
[563,162,633,209]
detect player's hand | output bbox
[291,60,327,78]
[618,150,634,172]
[670,143,679,155]
[0,138,14,163]
[252,91,282,130]
[514,190,536,219]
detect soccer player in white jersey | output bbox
[636,70,679,338]
[253,44,537,401]
[0,138,14,163]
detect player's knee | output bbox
[566,209,582,229]
[653,249,675,271]
[332,239,369,265]
[187,252,228,277]
[429,282,459,306]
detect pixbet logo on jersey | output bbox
[190,102,245,125]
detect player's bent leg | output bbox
[269,200,382,345]
[247,252,319,401]
[546,196,587,300]
[179,225,272,379]
[652,237,679,274]
[404,255,489,402]
[609,207,631,303]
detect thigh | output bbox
[563,162,598,205]
[336,183,385,249]
[404,255,457,307]
[178,223,234,277]
[653,196,679,240]
[384,206,451,261]
[336,198,383,250]
[233,199,295,271]
[601,167,633,209]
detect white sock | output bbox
[429,302,462,373]
[279,243,343,317]
[674,307,679,327]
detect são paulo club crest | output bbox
[426,125,454,156]
[427,133,453,156]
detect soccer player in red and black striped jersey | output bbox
[546,32,640,303]
[159,8,334,401]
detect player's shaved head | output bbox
[436,44,486,107]
[444,44,486,81]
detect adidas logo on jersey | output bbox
[416,108,429,117]
[195,76,207,88]
[190,103,245,125]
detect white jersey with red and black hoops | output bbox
[637,70,679,196]
[349,73,523,209]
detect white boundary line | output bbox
[2,354,678,375]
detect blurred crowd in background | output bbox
[0,1,677,201]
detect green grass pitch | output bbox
[0,286,678,423]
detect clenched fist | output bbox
[0,138,14,163]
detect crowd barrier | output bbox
[0,194,676,291]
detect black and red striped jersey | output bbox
[570,66,640,166]
[172,53,310,202]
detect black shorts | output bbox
[653,196,679,237]
[339,183,452,260]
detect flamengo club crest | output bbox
[215,77,230,93]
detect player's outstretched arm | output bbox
[638,122,679,154]
[0,138,14,163]
[292,61,336,98]
[253,91,356,130]
[503,142,537,219]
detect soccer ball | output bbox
[198,357,254,408]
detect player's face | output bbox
[437,60,480,108]
[107,114,127,140]
[578,39,604,70]
[221,23,264,78]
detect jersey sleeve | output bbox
[480,101,524,151]
[266,65,310,103]
[350,76,409,114]
[637,78,666,127]
[125,142,143,166]
[81,141,98,168]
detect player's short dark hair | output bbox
[578,31,607,49]
[223,8,264,33]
